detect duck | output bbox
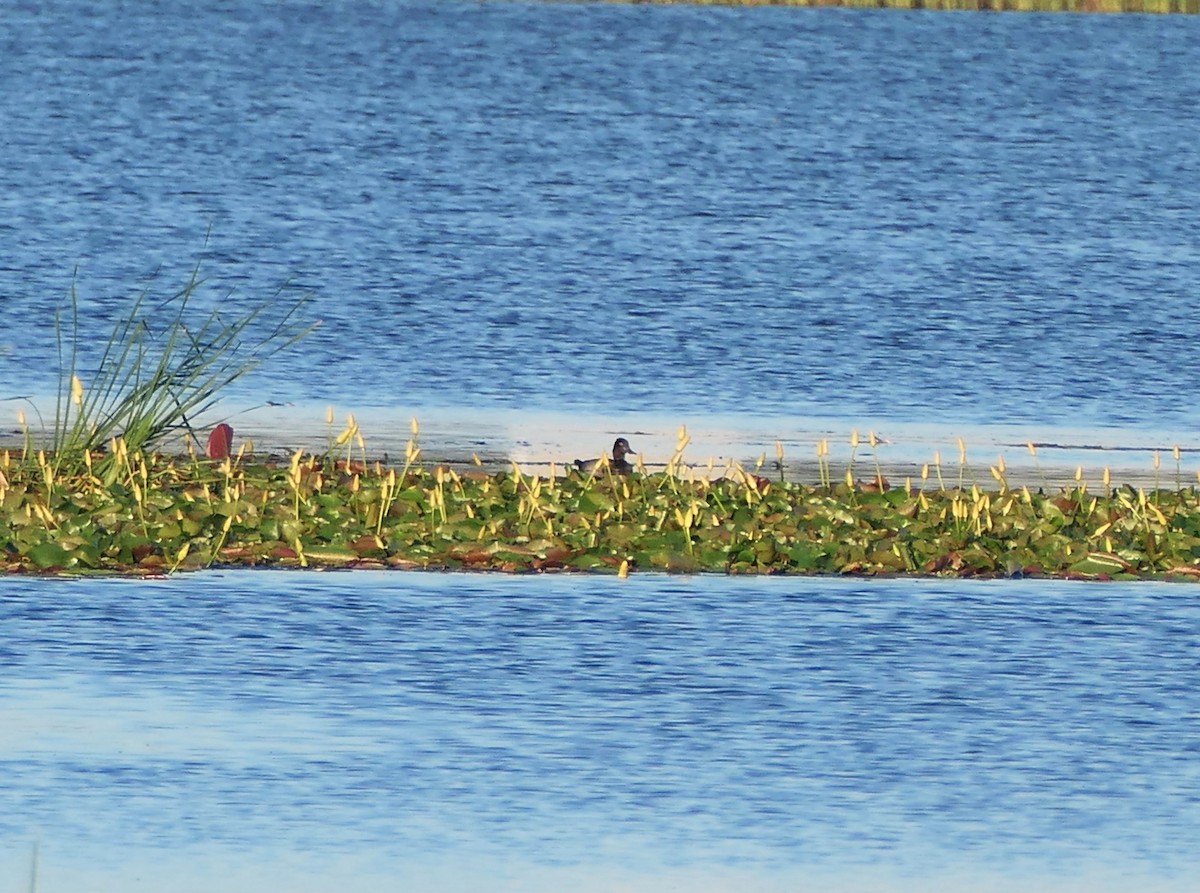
[574,437,636,474]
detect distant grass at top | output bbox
[587,0,1200,12]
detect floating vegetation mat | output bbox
[6,427,1200,581]
[594,0,1200,12]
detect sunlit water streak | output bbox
[2,571,1199,892]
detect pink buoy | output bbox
[206,423,234,459]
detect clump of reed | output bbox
[45,261,314,465]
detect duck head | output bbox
[612,438,635,461]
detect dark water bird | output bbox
[575,437,636,474]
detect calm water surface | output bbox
[2,1,1200,437]
[2,571,1199,892]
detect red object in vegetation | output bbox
[206,423,234,459]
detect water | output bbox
[2,1,1200,438]
[2,571,1198,892]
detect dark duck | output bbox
[575,437,636,474]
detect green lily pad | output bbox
[28,542,72,569]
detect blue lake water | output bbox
[5,3,1200,890]
[3,571,1200,893]
[2,0,1200,438]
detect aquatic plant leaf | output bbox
[577,491,615,513]
[304,546,359,563]
[27,542,72,569]
[206,423,233,459]
[787,542,827,570]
